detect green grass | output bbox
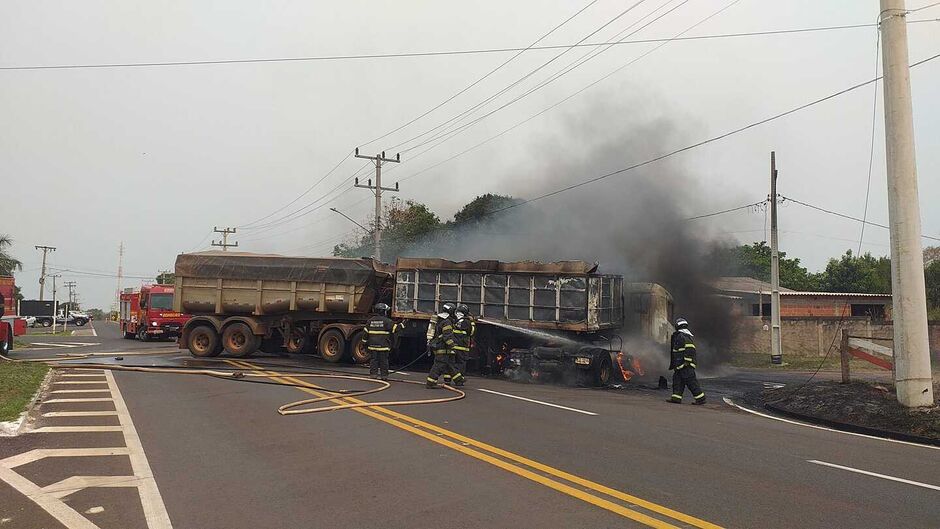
[0,362,49,422]
[13,339,30,349]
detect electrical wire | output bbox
[6,21,936,72]
[683,200,766,221]
[781,195,940,242]
[480,50,940,219]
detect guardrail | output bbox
[840,332,894,383]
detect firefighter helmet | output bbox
[455,303,470,318]
[374,303,390,317]
[675,317,689,329]
[441,302,457,317]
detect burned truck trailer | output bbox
[175,251,394,361]
[174,252,672,386]
[392,258,671,385]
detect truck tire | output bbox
[122,325,134,339]
[137,327,150,342]
[318,329,345,363]
[590,353,613,387]
[188,325,222,357]
[74,319,87,327]
[41,319,52,328]
[0,325,11,354]
[349,330,370,364]
[223,323,260,358]
[285,327,310,354]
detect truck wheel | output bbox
[75,319,87,327]
[349,330,370,364]
[122,326,134,339]
[188,325,222,357]
[41,319,52,328]
[137,327,150,342]
[285,327,309,354]
[223,323,260,358]
[318,329,345,363]
[0,325,11,354]
[591,354,613,387]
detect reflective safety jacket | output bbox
[669,330,697,370]
[362,315,399,352]
[453,316,475,352]
[429,316,456,353]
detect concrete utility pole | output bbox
[354,148,400,262]
[49,274,60,333]
[64,281,77,310]
[115,241,124,311]
[63,281,76,333]
[769,152,782,365]
[880,0,933,407]
[35,245,56,300]
[211,227,238,251]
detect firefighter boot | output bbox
[426,377,439,389]
[452,373,465,387]
[668,394,682,404]
[693,394,707,405]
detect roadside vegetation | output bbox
[0,361,49,422]
[729,352,893,372]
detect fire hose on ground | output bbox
[0,351,465,415]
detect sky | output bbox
[2,0,939,310]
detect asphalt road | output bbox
[3,321,938,528]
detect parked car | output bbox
[23,315,37,327]
[55,311,90,326]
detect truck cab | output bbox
[121,285,190,341]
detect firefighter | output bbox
[426,302,461,388]
[668,317,706,405]
[451,303,475,387]
[362,303,398,380]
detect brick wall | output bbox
[730,317,939,357]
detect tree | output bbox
[815,250,891,294]
[705,242,818,291]
[925,260,940,320]
[333,198,443,259]
[156,271,175,285]
[0,234,22,276]
[452,194,522,225]
[925,245,940,267]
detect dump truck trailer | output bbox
[175,251,394,360]
[175,251,672,386]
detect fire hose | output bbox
[0,351,465,415]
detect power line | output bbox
[6,21,920,72]
[482,50,940,218]
[858,29,882,254]
[780,196,940,242]
[684,200,766,220]
[235,2,599,234]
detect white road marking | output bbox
[105,370,173,528]
[43,411,118,418]
[61,374,107,378]
[0,465,98,529]
[477,388,598,416]
[31,426,123,433]
[44,475,142,499]
[44,398,113,403]
[723,397,940,451]
[51,389,111,394]
[54,381,110,385]
[808,459,940,491]
[2,448,130,468]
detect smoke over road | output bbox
[402,97,744,367]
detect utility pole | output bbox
[211,227,238,251]
[63,281,76,333]
[35,245,56,300]
[354,148,400,262]
[115,242,124,312]
[880,0,933,407]
[769,152,782,365]
[49,274,61,333]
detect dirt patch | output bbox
[756,380,940,441]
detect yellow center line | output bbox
[229,360,722,529]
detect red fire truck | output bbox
[0,276,26,353]
[119,284,190,341]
